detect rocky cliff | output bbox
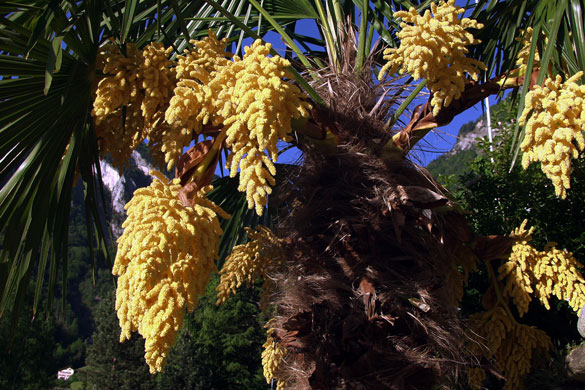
[98,145,157,239]
[447,119,496,155]
[426,117,497,179]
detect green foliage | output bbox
[158,275,265,390]
[454,109,585,388]
[0,307,59,390]
[84,276,266,390]
[85,291,158,390]
[426,149,478,184]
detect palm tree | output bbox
[1,0,584,389]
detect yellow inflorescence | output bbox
[469,220,585,388]
[174,33,231,83]
[218,40,310,215]
[93,42,140,118]
[113,171,229,373]
[94,34,309,213]
[378,0,485,116]
[533,243,585,313]
[498,221,538,317]
[468,304,551,390]
[139,43,176,124]
[262,328,288,390]
[165,36,310,213]
[519,72,585,198]
[92,42,175,170]
[216,226,283,305]
[515,27,540,74]
[94,103,145,168]
[163,33,231,169]
[93,43,143,167]
[498,220,585,316]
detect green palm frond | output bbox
[0,1,103,321]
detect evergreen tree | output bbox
[85,291,157,390]
[0,308,58,390]
[159,276,265,390]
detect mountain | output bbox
[426,117,498,179]
[99,143,157,239]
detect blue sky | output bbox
[211,0,498,176]
[260,5,492,167]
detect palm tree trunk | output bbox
[266,86,484,389]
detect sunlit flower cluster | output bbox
[113,171,229,373]
[468,304,551,390]
[515,27,540,74]
[175,34,231,82]
[497,221,538,317]
[93,42,140,118]
[519,71,585,198]
[379,0,485,116]
[92,42,175,170]
[163,33,232,169]
[262,327,288,390]
[216,226,283,304]
[139,43,176,123]
[218,40,310,215]
[166,37,310,214]
[93,34,309,214]
[498,220,585,317]
[533,243,585,313]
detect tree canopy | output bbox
[1,1,585,389]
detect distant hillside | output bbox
[427,118,502,180]
[426,148,478,178]
[426,99,516,180]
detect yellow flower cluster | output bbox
[94,103,145,168]
[92,43,143,167]
[175,33,231,82]
[378,0,485,115]
[216,226,282,304]
[468,304,551,390]
[139,43,175,123]
[94,33,309,212]
[93,43,140,118]
[515,27,540,74]
[498,221,538,316]
[533,243,585,313]
[166,36,310,214]
[498,220,585,316]
[262,328,288,390]
[220,40,310,215]
[113,171,229,373]
[92,42,175,170]
[519,71,585,198]
[163,33,232,169]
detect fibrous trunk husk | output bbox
[266,101,481,389]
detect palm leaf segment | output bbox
[1,0,585,388]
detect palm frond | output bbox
[0,1,105,320]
